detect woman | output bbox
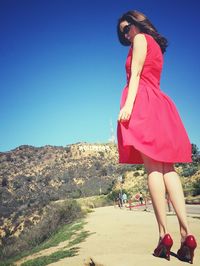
[117,10,197,263]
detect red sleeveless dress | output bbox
[117,34,192,164]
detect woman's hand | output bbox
[118,103,133,122]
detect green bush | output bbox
[133,171,140,177]
[77,195,113,209]
[181,165,198,177]
[135,165,143,171]
[192,180,200,196]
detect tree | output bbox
[192,143,200,162]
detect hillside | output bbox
[0,142,122,246]
[0,143,119,204]
[0,142,199,251]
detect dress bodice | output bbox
[125,33,163,89]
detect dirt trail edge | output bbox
[47,206,200,266]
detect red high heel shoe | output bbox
[177,235,197,264]
[153,234,173,261]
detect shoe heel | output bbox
[166,250,170,261]
[166,243,173,261]
[189,249,194,264]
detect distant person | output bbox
[139,192,143,205]
[116,10,197,262]
[122,192,128,204]
[143,195,148,211]
[114,196,119,208]
[118,192,123,208]
[128,198,133,211]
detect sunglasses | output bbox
[122,24,132,35]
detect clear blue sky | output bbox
[1,0,200,152]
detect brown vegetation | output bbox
[0,142,199,261]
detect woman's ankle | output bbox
[180,229,191,242]
[159,228,168,239]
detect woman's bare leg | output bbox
[163,163,190,241]
[141,153,167,238]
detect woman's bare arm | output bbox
[118,34,147,122]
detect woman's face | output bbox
[119,21,136,42]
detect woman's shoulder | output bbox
[142,33,161,51]
[128,33,154,53]
[132,33,147,48]
[133,33,147,42]
[141,33,154,41]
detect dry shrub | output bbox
[0,199,83,260]
[77,195,113,210]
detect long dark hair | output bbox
[117,10,168,54]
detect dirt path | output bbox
[47,206,200,266]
